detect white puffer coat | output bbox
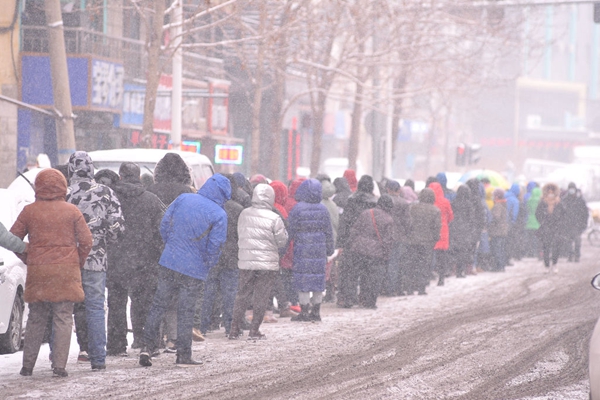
[237,184,288,271]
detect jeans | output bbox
[81,269,107,367]
[384,243,402,296]
[143,266,203,359]
[199,268,239,334]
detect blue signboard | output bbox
[121,83,145,127]
[91,59,124,110]
[21,55,89,107]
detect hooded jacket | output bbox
[147,153,195,207]
[408,188,441,247]
[11,168,93,303]
[66,151,124,272]
[332,177,352,209]
[288,179,334,292]
[436,172,456,202]
[349,196,395,260]
[237,184,288,271]
[159,174,231,280]
[337,176,378,248]
[321,180,339,246]
[449,185,476,250]
[270,180,289,219]
[284,178,306,214]
[429,182,454,250]
[465,178,486,244]
[505,183,520,224]
[343,169,358,192]
[562,188,589,236]
[525,187,542,230]
[489,191,509,237]
[535,183,566,242]
[111,177,164,273]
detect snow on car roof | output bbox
[88,149,211,164]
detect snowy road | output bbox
[1,243,599,399]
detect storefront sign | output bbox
[182,141,201,153]
[91,59,124,110]
[214,144,243,165]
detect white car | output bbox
[0,189,27,354]
[88,148,214,189]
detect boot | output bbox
[291,304,310,322]
[278,302,298,318]
[309,303,321,322]
[263,310,278,323]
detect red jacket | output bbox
[429,182,454,250]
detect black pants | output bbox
[566,233,582,261]
[107,267,158,353]
[451,246,472,277]
[231,270,277,335]
[405,245,434,294]
[338,251,361,306]
[354,254,384,308]
[541,237,561,267]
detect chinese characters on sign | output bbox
[91,59,124,110]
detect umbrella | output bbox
[457,169,510,189]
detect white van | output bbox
[88,148,214,189]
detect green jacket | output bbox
[525,187,542,230]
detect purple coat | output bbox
[288,179,334,292]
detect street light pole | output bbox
[171,0,183,151]
[45,0,76,163]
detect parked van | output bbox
[88,148,214,189]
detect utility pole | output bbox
[171,0,182,151]
[45,0,76,163]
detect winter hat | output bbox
[154,153,191,185]
[568,182,577,190]
[343,169,358,192]
[418,188,435,204]
[425,176,438,188]
[493,188,505,200]
[386,180,401,192]
[250,174,269,185]
[315,173,331,183]
[119,162,141,183]
[94,169,120,187]
[377,194,394,212]
[357,175,375,194]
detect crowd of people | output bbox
[0,151,590,377]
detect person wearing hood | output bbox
[383,180,411,296]
[106,163,164,356]
[449,185,475,278]
[535,183,566,272]
[318,177,339,303]
[406,188,441,295]
[337,175,378,308]
[504,183,521,265]
[343,169,358,192]
[139,174,231,366]
[561,182,588,262]
[198,174,245,337]
[11,169,93,377]
[228,184,288,340]
[489,189,509,272]
[348,195,395,308]
[66,151,124,371]
[436,172,456,203]
[332,177,352,210]
[284,178,306,214]
[429,182,454,286]
[287,179,334,321]
[524,186,542,258]
[146,153,196,348]
[401,186,418,204]
[464,179,487,275]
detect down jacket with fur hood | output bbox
[237,184,288,271]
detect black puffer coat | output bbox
[449,185,476,250]
[147,153,194,206]
[337,176,378,248]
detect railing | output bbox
[21,26,225,81]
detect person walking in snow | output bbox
[428,182,454,286]
[67,151,125,371]
[106,162,164,356]
[449,185,476,278]
[347,195,396,308]
[535,183,566,272]
[561,182,589,263]
[288,179,334,321]
[12,168,93,377]
[405,188,441,295]
[489,189,509,272]
[229,184,288,339]
[139,174,230,366]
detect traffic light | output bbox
[468,144,481,165]
[456,143,466,166]
[595,3,600,23]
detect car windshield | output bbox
[93,162,157,176]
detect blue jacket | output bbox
[505,183,520,224]
[288,179,334,292]
[436,172,456,203]
[159,174,231,280]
